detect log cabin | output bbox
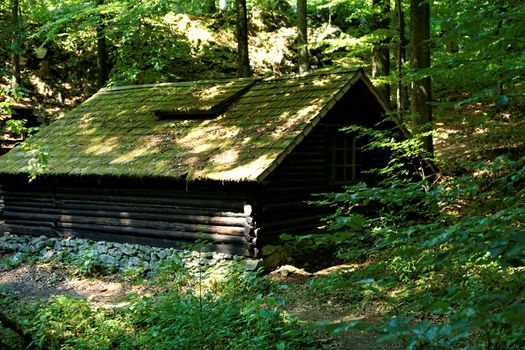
[0,69,394,257]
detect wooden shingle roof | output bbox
[0,69,377,182]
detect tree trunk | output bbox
[297,0,309,73]
[96,0,109,87]
[206,0,217,14]
[395,0,408,114]
[409,0,433,156]
[236,0,251,77]
[11,0,21,88]
[371,0,390,106]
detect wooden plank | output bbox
[4,224,55,236]
[4,212,246,236]
[50,186,248,200]
[2,193,245,210]
[1,182,250,199]
[6,207,248,226]
[53,193,245,210]
[55,201,247,217]
[1,200,54,208]
[4,219,54,227]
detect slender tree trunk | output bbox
[206,0,217,14]
[11,0,21,88]
[495,15,505,96]
[297,0,309,73]
[236,0,251,77]
[371,0,390,106]
[96,0,109,87]
[409,0,433,155]
[395,0,408,114]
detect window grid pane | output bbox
[329,132,361,184]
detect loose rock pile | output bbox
[0,234,260,272]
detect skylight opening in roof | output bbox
[154,79,258,121]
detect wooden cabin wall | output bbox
[0,176,258,256]
[322,79,394,179]
[259,125,332,243]
[259,80,391,244]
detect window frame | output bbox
[328,131,362,185]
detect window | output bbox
[329,132,362,184]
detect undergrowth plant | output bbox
[29,296,132,350]
[132,264,312,350]
[303,125,525,349]
[4,255,317,349]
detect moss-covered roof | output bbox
[0,69,374,182]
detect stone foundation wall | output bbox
[0,234,260,271]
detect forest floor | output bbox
[0,103,524,349]
[0,260,396,349]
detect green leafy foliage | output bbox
[30,296,131,350]
[432,0,525,97]
[310,124,525,348]
[129,260,315,349]
[1,259,317,349]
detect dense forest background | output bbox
[1,0,522,118]
[0,0,524,349]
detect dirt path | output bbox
[270,265,402,350]
[0,263,140,306]
[0,261,400,349]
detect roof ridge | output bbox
[262,68,362,82]
[101,76,257,92]
[101,68,362,92]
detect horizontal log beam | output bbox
[2,194,245,211]
[6,207,247,226]
[50,187,247,200]
[64,194,245,210]
[5,219,55,227]
[4,211,246,236]
[1,200,53,208]
[5,224,56,236]
[59,202,247,217]
[1,187,247,201]
[55,222,247,245]
[1,191,245,210]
